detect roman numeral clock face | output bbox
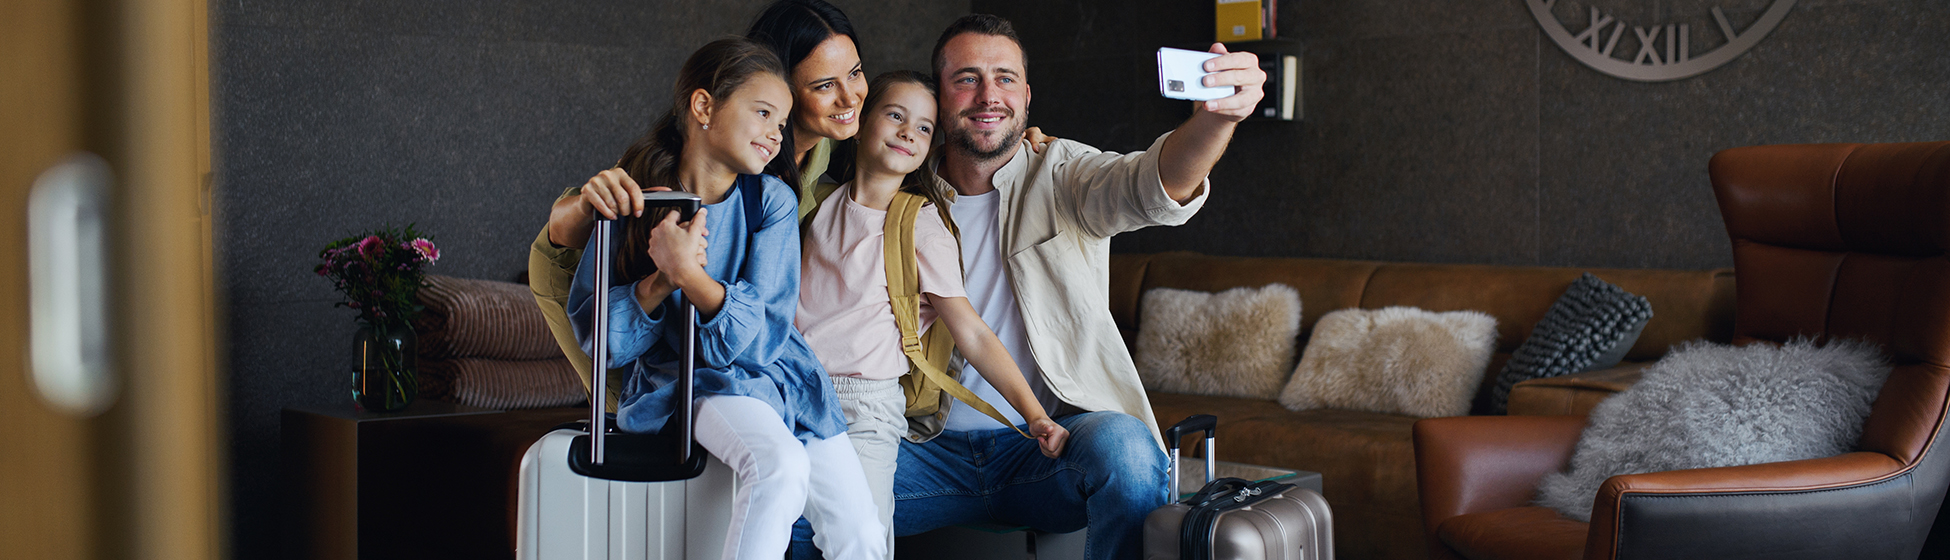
[1527,0,1797,81]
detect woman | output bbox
[747,0,869,217]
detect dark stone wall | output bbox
[973,0,1950,269]
[211,1,963,557]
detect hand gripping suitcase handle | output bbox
[1164,414,1218,499]
[589,192,704,467]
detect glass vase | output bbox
[352,321,418,412]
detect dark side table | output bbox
[280,400,584,560]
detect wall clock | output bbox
[1526,0,1796,82]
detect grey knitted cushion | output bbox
[1534,339,1890,521]
[1490,273,1653,414]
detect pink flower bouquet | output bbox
[315,225,439,329]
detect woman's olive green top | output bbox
[793,136,836,219]
[528,138,841,411]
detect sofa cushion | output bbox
[1280,307,1499,418]
[1148,392,1426,560]
[1437,506,1587,560]
[1505,363,1648,416]
[1135,284,1302,400]
[1489,273,1654,414]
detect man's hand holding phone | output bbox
[1149,43,1268,201]
[1158,44,1266,123]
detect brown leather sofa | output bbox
[1413,141,1950,560]
[1108,252,1736,560]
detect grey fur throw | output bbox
[1490,273,1653,414]
[1535,339,1891,522]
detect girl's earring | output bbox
[701,124,710,130]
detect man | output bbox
[861,14,1266,560]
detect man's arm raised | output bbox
[1052,44,1266,238]
[1157,43,1265,203]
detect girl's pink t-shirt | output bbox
[796,184,967,380]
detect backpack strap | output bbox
[884,190,1029,439]
[741,174,766,234]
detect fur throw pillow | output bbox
[1535,339,1892,522]
[1135,284,1303,400]
[1278,307,1499,417]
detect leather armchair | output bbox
[1413,142,1950,560]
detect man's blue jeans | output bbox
[790,411,1168,560]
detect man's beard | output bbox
[947,109,1023,162]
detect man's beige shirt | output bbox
[922,132,1208,449]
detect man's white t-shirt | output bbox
[943,189,1061,432]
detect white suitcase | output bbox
[516,192,737,560]
[515,426,735,559]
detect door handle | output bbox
[28,153,115,416]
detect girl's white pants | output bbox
[695,395,886,560]
[831,376,907,556]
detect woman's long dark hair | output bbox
[861,70,951,212]
[747,0,860,185]
[612,38,788,284]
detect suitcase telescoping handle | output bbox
[1164,414,1218,499]
[590,214,611,465]
[589,191,703,467]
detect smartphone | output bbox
[1157,47,1231,101]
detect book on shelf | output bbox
[1217,0,1277,42]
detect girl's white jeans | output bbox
[695,395,886,560]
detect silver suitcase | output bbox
[1142,415,1334,560]
[516,192,737,560]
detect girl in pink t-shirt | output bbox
[795,71,1070,550]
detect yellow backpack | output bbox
[805,183,1028,438]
